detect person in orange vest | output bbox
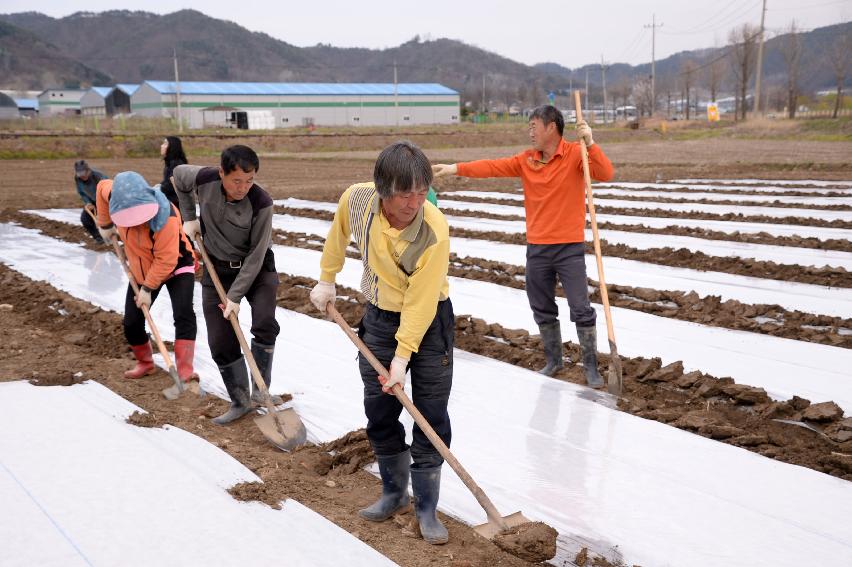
[432,105,614,387]
[96,171,198,383]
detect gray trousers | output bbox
[525,242,596,329]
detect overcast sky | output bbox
[6,1,851,68]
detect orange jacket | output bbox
[96,179,196,290]
[456,139,614,244]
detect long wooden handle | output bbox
[85,208,181,387]
[194,236,280,416]
[326,304,508,530]
[573,91,618,347]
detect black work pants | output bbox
[201,254,280,367]
[357,299,454,470]
[525,242,597,329]
[123,273,197,346]
[80,208,100,240]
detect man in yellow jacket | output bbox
[310,141,453,545]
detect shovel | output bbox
[194,235,307,451]
[326,304,529,539]
[574,91,624,396]
[85,207,189,400]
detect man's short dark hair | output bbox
[373,141,433,199]
[530,105,564,136]
[221,145,260,174]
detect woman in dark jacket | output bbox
[159,136,188,208]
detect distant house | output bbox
[14,98,39,117]
[131,81,461,129]
[0,92,20,120]
[81,85,136,117]
[37,89,85,115]
[112,84,139,114]
[80,87,114,116]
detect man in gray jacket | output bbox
[173,145,280,424]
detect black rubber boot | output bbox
[411,466,448,545]
[577,326,604,388]
[537,321,564,377]
[212,357,252,425]
[359,450,411,521]
[250,340,283,406]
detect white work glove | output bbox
[221,299,240,319]
[98,225,116,242]
[135,287,152,309]
[431,164,458,178]
[576,120,594,147]
[183,219,201,240]
[309,281,336,314]
[382,355,409,394]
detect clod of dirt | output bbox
[0,303,13,311]
[227,481,283,509]
[802,401,844,423]
[126,410,165,428]
[320,428,376,476]
[491,521,558,563]
[29,373,85,387]
[575,547,589,566]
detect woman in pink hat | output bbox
[96,171,199,382]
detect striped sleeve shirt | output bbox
[320,182,450,359]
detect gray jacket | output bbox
[173,164,274,302]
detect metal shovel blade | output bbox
[161,367,186,400]
[606,340,623,396]
[473,511,531,540]
[162,380,201,400]
[254,408,307,452]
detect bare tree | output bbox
[614,78,632,118]
[827,32,850,118]
[705,57,726,102]
[728,23,759,120]
[780,21,802,118]
[681,60,698,120]
[631,76,653,117]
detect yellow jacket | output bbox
[320,182,450,359]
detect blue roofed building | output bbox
[80,87,114,116]
[131,81,460,129]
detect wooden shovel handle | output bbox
[573,91,617,346]
[326,303,509,530]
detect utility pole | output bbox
[584,68,589,114]
[644,13,663,115]
[754,0,768,115]
[600,55,608,124]
[173,48,183,133]
[393,59,399,127]
[482,73,486,114]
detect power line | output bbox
[661,0,747,35]
[662,0,763,36]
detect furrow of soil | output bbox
[436,195,852,229]
[0,263,543,567]
[274,206,852,288]
[452,193,852,212]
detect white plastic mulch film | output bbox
[2,199,852,567]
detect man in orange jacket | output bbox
[96,171,198,383]
[432,105,614,387]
